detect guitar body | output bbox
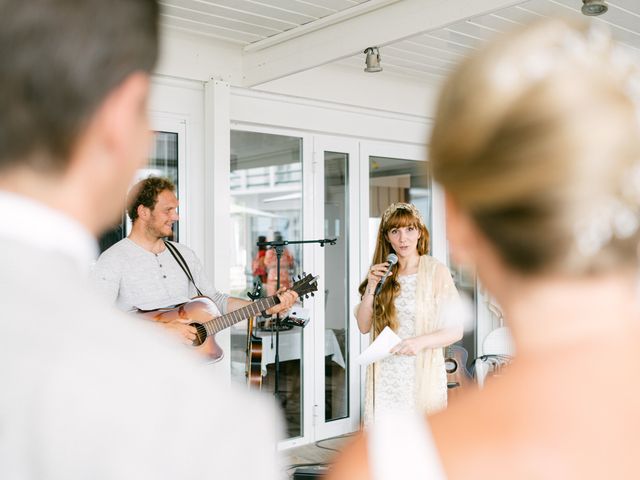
[246,330,263,389]
[445,345,472,401]
[138,296,225,363]
[194,331,225,363]
[245,285,263,390]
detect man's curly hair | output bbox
[127,176,175,222]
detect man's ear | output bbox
[137,204,149,221]
[445,193,478,267]
[101,72,151,164]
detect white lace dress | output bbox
[362,255,458,425]
[367,274,418,424]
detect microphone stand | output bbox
[257,237,336,406]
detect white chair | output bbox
[483,326,515,356]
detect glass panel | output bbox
[324,152,349,422]
[148,131,179,187]
[368,156,431,260]
[228,130,304,439]
[98,131,179,252]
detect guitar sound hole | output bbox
[445,359,458,374]
[191,323,208,347]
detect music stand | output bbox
[257,237,336,404]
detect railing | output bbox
[231,164,302,191]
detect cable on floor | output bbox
[313,431,356,453]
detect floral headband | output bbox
[381,202,425,227]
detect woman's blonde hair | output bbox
[431,19,640,276]
[359,203,430,336]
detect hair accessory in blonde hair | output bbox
[575,175,640,256]
[489,23,640,257]
[381,202,425,227]
[562,27,640,256]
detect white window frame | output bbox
[228,122,315,450]
[149,114,188,243]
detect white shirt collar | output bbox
[0,190,98,272]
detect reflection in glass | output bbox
[148,131,179,187]
[324,152,349,422]
[368,156,431,260]
[228,130,304,439]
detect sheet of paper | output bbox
[356,326,401,366]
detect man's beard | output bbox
[146,222,171,239]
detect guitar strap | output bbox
[163,240,204,297]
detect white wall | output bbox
[231,88,432,145]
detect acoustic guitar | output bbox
[140,273,318,362]
[245,283,263,390]
[445,344,473,401]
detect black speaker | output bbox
[292,465,329,479]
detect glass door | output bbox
[312,140,437,438]
[224,133,454,443]
[361,142,478,389]
[228,130,305,440]
[357,142,439,412]
[312,137,361,439]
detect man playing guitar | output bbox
[92,176,297,357]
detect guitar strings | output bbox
[192,277,316,341]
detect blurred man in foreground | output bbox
[0,1,282,478]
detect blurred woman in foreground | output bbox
[329,19,640,479]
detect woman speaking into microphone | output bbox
[355,202,463,425]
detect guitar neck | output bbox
[202,296,279,335]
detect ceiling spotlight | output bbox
[364,47,382,73]
[581,0,608,16]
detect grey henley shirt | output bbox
[91,238,229,314]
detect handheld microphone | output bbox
[374,253,398,296]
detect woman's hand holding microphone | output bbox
[366,254,398,298]
[365,262,390,297]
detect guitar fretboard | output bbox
[202,296,278,335]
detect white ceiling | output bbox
[338,0,640,79]
[159,0,640,85]
[159,0,374,43]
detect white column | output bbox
[204,79,231,384]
